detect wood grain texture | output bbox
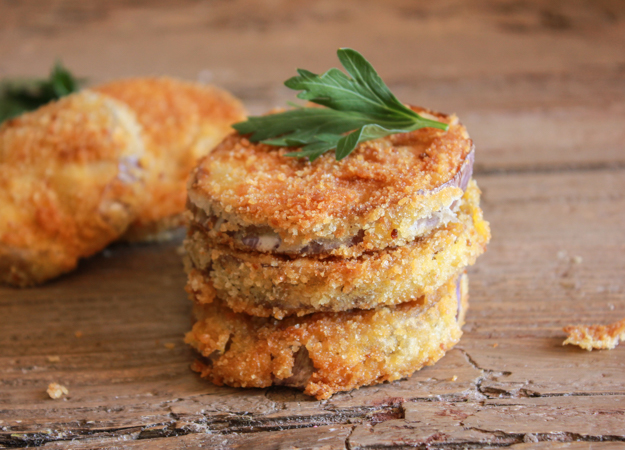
[1,0,624,448]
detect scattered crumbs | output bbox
[563,317,625,351]
[609,303,615,311]
[450,375,458,382]
[47,356,61,363]
[74,331,83,338]
[572,255,583,264]
[164,343,176,349]
[559,280,578,290]
[47,383,69,399]
[492,343,499,348]
[557,250,567,260]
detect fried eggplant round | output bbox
[185,180,488,318]
[0,91,146,286]
[94,77,247,242]
[185,273,468,400]
[187,108,474,258]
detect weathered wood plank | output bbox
[1,0,624,172]
[39,424,353,450]
[348,396,625,449]
[2,168,624,447]
[2,0,624,83]
[1,0,625,448]
[510,442,625,449]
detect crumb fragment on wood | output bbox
[47,356,60,362]
[563,318,625,351]
[47,383,68,399]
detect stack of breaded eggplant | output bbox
[184,108,490,399]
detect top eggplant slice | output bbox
[187,107,474,257]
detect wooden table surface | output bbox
[1,1,625,448]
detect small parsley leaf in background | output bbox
[0,61,81,124]
[233,48,448,161]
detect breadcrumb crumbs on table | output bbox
[559,280,578,290]
[47,356,60,362]
[563,318,625,351]
[47,383,68,399]
[74,331,83,338]
[451,375,458,381]
[164,343,176,349]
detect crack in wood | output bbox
[347,429,625,450]
[452,348,618,401]
[345,425,357,450]
[0,402,408,448]
[455,348,513,401]
[465,428,625,446]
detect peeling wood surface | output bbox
[1,0,625,448]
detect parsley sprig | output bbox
[0,62,81,125]
[233,48,448,161]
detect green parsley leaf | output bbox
[0,61,81,125]
[232,48,448,161]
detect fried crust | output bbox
[0,91,146,286]
[94,77,246,242]
[563,318,625,351]
[185,180,489,318]
[187,108,473,256]
[185,273,468,400]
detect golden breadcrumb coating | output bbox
[94,77,247,242]
[0,91,146,287]
[185,180,488,318]
[563,318,625,351]
[46,382,69,399]
[186,273,468,400]
[187,108,473,257]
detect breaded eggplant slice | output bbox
[187,107,474,258]
[186,273,469,400]
[0,91,146,287]
[185,180,488,318]
[94,77,246,242]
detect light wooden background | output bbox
[1,1,624,448]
